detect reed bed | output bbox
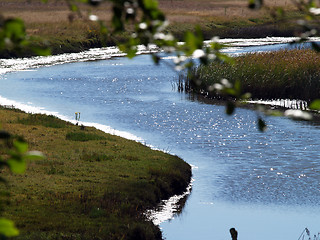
[183,49,320,102]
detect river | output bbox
[0,38,320,240]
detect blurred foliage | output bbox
[0,128,43,237]
[0,15,46,237]
[1,0,320,237]
[65,0,320,130]
[0,17,51,56]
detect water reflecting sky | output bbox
[1,53,320,240]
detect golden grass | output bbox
[1,0,297,25]
[0,0,305,57]
[184,49,320,101]
[159,0,297,23]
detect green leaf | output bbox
[4,18,26,43]
[258,117,267,132]
[210,41,226,51]
[276,7,284,16]
[224,88,237,96]
[0,176,7,184]
[70,4,79,12]
[266,110,283,117]
[152,54,160,64]
[309,99,320,110]
[184,31,198,55]
[143,0,159,10]
[32,47,51,56]
[234,80,241,96]
[0,218,19,237]
[89,0,101,6]
[311,42,320,52]
[248,0,263,9]
[241,92,252,100]
[226,101,235,115]
[183,28,204,56]
[248,0,256,9]
[112,7,124,32]
[309,0,317,8]
[7,158,26,174]
[99,22,108,35]
[216,52,235,64]
[13,140,28,154]
[0,130,11,139]
[126,47,137,58]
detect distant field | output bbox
[1,0,296,25]
[0,0,306,56]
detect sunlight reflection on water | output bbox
[1,41,320,240]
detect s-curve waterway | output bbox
[1,38,320,240]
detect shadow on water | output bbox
[145,181,193,226]
[169,185,192,221]
[186,92,320,129]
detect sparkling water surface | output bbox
[1,47,320,240]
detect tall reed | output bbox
[183,49,320,102]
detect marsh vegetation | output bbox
[180,49,320,102]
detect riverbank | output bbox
[0,0,310,58]
[0,106,191,240]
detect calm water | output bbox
[1,50,320,239]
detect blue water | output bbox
[1,52,320,240]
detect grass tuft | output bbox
[17,114,69,128]
[66,131,106,141]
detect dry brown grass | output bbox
[1,1,112,23]
[158,0,296,23]
[186,49,320,101]
[1,0,296,25]
[0,0,303,55]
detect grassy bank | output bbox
[0,106,191,240]
[181,49,320,102]
[0,0,308,58]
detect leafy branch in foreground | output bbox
[0,129,43,238]
[210,79,270,132]
[1,0,320,238]
[0,16,50,57]
[0,12,46,239]
[78,0,320,130]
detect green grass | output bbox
[0,107,191,240]
[17,114,69,128]
[66,131,107,141]
[182,49,320,102]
